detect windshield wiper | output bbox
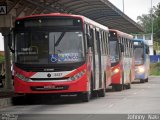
[54,32,65,46]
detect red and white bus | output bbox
[109,29,134,91]
[10,13,111,102]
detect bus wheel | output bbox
[145,78,148,82]
[98,75,106,97]
[80,78,92,102]
[114,72,124,91]
[98,88,105,97]
[126,72,131,89]
[81,91,91,102]
[126,83,131,89]
[140,79,145,83]
[113,84,123,91]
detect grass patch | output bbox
[150,62,160,76]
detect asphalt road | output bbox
[0,76,160,120]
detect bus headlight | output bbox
[138,67,145,73]
[15,73,30,82]
[68,70,86,81]
[112,68,120,76]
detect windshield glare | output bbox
[109,41,120,64]
[134,46,144,65]
[15,31,84,64]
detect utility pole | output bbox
[122,0,124,13]
[151,0,153,41]
[0,1,13,91]
[151,0,154,55]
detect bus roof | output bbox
[133,39,148,46]
[109,29,133,39]
[15,13,109,31]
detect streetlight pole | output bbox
[122,0,124,13]
[151,0,154,54]
[151,0,153,41]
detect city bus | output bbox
[9,13,111,102]
[133,39,150,83]
[109,29,135,91]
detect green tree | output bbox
[137,2,160,41]
[0,55,5,63]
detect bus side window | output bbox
[96,30,100,55]
[99,31,103,55]
[106,32,109,55]
[100,31,103,55]
[121,38,123,54]
[85,24,90,48]
[126,39,128,57]
[119,37,122,55]
[103,32,107,55]
[128,40,131,57]
[125,39,127,57]
[130,41,132,57]
[92,28,97,54]
[101,31,106,55]
[127,39,129,57]
[119,37,122,44]
[84,24,88,51]
[131,41,134,57]
[122,38,126,56]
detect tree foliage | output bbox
[137,2,160,40]
[0,55,5,63]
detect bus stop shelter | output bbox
[0,0,144,91]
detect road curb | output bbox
[0,97,12,108]
[149,76,160,77]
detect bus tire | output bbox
[81,92,91,102]
[98,88,105,97]
[80,75,92,102]
[145,78,148,82]
[25,94,34,104]
[140,79,145,83]
[126,72,131,89]
[114,72,125,91]
[98,73,106,97]
[114,84,123,91]
[126,83,131,89]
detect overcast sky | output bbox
[0,0,160,51]
[108,0,160,22]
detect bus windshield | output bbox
[109,41,120,64]
[15,31,84,64]
[134,46,144,65]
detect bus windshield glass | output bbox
[109,40,120,64]
[15,31,84,64]
[134,45,144,65]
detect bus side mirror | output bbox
[119,43,124,52]
[8,28,15,53]
[86,34,92,47]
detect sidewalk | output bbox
[0,89,14,108]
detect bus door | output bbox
[96,30,102,88]
[90,28,101,90]
[90,28,96,90]
[94,29,101,89]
